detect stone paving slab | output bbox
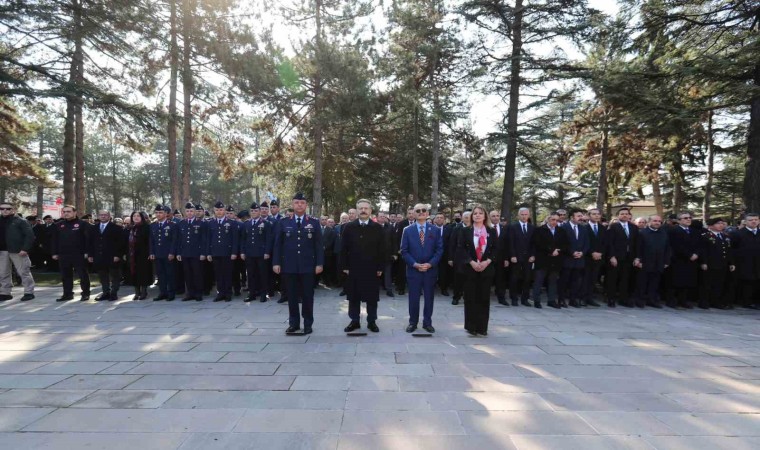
[0,285,757,448]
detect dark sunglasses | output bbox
[0,207,12,210]
[415,208,428,214]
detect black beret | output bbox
[173,209,180,215]
[292,192,306,201]
[271,199,280,206]
[250,202,259,210]
[154,204,164,212]
[237,211,249,219]
[260,201,269,208]
[184,202,195,209]
[194,203,203,210]
[163,206,172,213]
[214,201,225,209]
[225,205,235,212]
[706,217,725,226]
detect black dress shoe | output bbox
[466,329,477,336]
[681,303,694,309]
[109,292,118,301]
[406,324,417,333]
[224,297,232,302]
[587,300,601,307]
[386,290,395,297]
[451,299,459,305]
[367,322,379,333]
[56,295,74,302]
[153,295,167,301]
[20,294,35,301]
[548,301,561,309]
[0,294,12,301]
[80,294,90,301]
[244,297,253,302]
[479,331,488,336]
[534,302,542,309]
[95,292,110,301]
[441,289,450,296]
[339,291,346,296]
[303,327,313,334]
[260,297,267,303]
[344,322,361,332]
[498,299,508,306]
[423,325,435,333]
[286,326,300,333]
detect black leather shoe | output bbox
[153,295,167,301]
[548,301,561,309]
[80,294,90,301]
[0,294,12,301]
[648,302,663,308]
[498,299,508,306]
[344,322,361,332]
[166,295,175,301]
[423,325,435,333]
[367,322,379,333]
[20,294,35,301]
[95,292,110,301]
[339,291,346,296]
[386,290,395,297]
[406,324,417,333]
[441,289,450,297]
[303,327,313,334]
[244,297,253,302]
[451,299,459,305]
[234,290,241,297]
[260,297,267,303]
[195,297,203,301]
[479,331,488,337]
[587,300,601,307]
[467,329,477,336]
[109,292,118,301]
[398,289,405,295]
[225,297,232,302]
[286,326,300,333]
[534,302,542,309]
[56,295,74,302]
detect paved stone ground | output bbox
[0,284,758,449]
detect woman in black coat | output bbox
[457,206,498,336]
[127,211,152,300]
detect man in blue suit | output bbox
[559,208,590,307]
[206,201,239,302]
[149,205,178,301]
[240,202,273,303]
[272,193,324,334]
[400,203,444,333]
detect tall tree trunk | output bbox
[744,56,760,212]
[168,0,180,208]
[703,111,715,220]
[110,132,120,213]
[596,124,609,212]
[311,0,324,217]
[499,0,523,219]
[73,0,85,213]
[62,99,75,206]
[36,138,44,217]
[652,170,664,217]
[430,85,441,215]
[412,106,419,203]
[180,0,194,202]
[671,158,685,214]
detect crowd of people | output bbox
[1,196,759,337]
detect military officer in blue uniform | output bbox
[270,199,284,222]
[240,202,273,302]
[272,193,324,334]
[171,208,185,295]
[175,202,206,301]
[234,209,249,295]
[260,200,282,301]
[195,204,215,295]
[206,201,239,302]
[149,205,178,301]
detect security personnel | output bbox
[149,205,178,301]
[52,205,91,301]
[272,193,324,334]
[240,202,273,302]
[176,202,206,301]
[206,201,239,301]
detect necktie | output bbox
[685,228,690,235]
[101,223,105,234]
[496,225,500,237]
[218,219,222,225]
[593,224,598,236]
[623,224,629,237]
[297,217,302,228]
[717,233,723,241]
[419,226,425,246]
[573,224,578,239]
[522,223,527,234]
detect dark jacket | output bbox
[506,221,535,262]
[87,221,126,268]
[1,215,35,253]
[606,221,638,261]
[699,230,733,271]
[322,225,336,255]
[636,227,671,273]
[456,226,499,268]
[52,218,89,256]
[731,228,760,280]
[667,226,701,288]
[586,221,607,260]
[561,222,590,269]
[531,225,569,272]
[340,220,386,275]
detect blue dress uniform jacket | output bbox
[206,218,239,257]
[240,218,273,257]
[149,220,178,258]
[176,218,207,258]
[272,215,324,274]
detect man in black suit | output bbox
[448,211,467,305]
[605,207,638,307]
[489,210,508,305]
[731,213,760,309]
[378,212,396,297]
[507,207,535,306]
[341,200,386,333]
[666,211,700,309]
[634,215,671,308]
[699,218,735,309]
[582,208,605,307]
[530,212,569,308]
[433,212,452,296]
[87,210,125,301]
[559,209,590,307]
[394,207,414,295]
[321,216,337,287]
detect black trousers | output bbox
[699,269,731,308]
[245,256,269,301]
[182,257,204,298]
[637,271,662,306]
[97,264,121,294]
[213,256,233,297]
[509,260,532,302]
[492,261,507,300]
[232,258,245,293]
[394,257,407,292]
[738,279,759,307]
[606,258,633,302]
[174,259,185,294]
[559,267,584,302]
[59,255,90,296]
[582,259,603,301]
[284,273,315,328]
[203,259,214,293]
[464,266,493,334]
[438,260,452,291]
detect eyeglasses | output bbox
[0,207,11,211]
[680,216,692,220]
[415,209,428,214]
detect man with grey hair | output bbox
[0,202,35,301]
[88,210,125,301]
[506,207,535,306]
